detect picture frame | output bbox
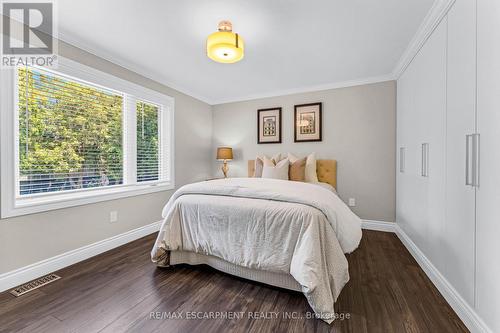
[294,102,322,142]
[257,107,282,144]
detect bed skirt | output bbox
[169,250,302,292]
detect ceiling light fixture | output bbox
[206,20,244,64]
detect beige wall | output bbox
[0,41,213,274]
[212,81,396,222]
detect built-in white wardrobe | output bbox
[397,0,499,332]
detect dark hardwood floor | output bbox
[0,230,468,333]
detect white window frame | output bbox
[0,57,175,218]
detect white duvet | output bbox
[151,178,362,323]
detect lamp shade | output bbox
[216,147,233,160]
[207,21,244,64]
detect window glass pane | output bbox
[18,67,124,195]
[136,101,160,182]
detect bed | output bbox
[151,159,362,323]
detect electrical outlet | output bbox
[110,211,118,223]
[348,198,356,207]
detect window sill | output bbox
[1,182,175,219]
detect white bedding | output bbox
[312,181,337,193]
[151,178,362,323]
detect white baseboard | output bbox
[0,221,161,293]
[395,224,491,333]
[361,219,396,232]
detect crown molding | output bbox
[392,0,455,79]
[59,0,446,107]
[57,31,216,105]
[211,74,395,105]
[53,1,449,105]
[56,33,396,105]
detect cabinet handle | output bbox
[400,147,405,173]
[466,134,473,186]
[421,143,429,177]
[472,134,480,187]
[466,134,480,187]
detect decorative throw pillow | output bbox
[288,152,319,182]
[254,158,264,177]
[270,153,283,164]
[261,158,289,180]
[289,157,306,181]
[254,153,282,177]
[262,156,277,167]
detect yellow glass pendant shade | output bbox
[206,21,244,64]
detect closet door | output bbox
[396,19,447,269]
[396,64,417,237]
[444,0,476,306]
[418,20,447,271]
[476,0,500,331]
[396,71,409,228]
[397,50,428,249]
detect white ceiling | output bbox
[56,0,435,104]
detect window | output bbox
[136,101,160,183]
[1,57,174,217]
[18,67,124,195]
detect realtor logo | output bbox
[1,1,57,67]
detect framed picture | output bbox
[294,102,322,142]
[257,107,282,144]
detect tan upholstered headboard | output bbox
[247,159,337,189]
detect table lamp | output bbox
[216,147,233,178]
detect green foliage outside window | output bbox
[136,101,160,182]
[18,67,123,195]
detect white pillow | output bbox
[261,159,289,180]
[262,156,277,167]
[288,153,318,182]
[254,153,283,177]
